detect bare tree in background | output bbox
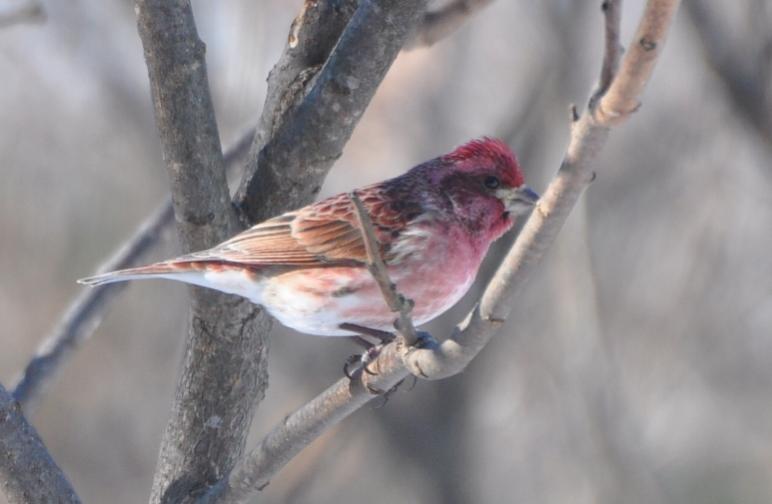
[0,0,694,502]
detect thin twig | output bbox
[200,1,682,499]
[11,127,254,411]
[349,192,419,346]
[405,0,494,49]
[594,0,623,101]
[0,383,81,504]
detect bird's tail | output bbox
[77,261,183,287]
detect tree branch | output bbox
[136,0,238,249]
[13,201,171,409]
[595,0,623,100]
[134,2,269,503]
[235,0,429,224]
[203,0,682,499]
[0,383,80,504]
[199,343,410,504]
[252,0,359,162]
[594,0,675,124]
[405,0,494,49]
[11,128,254,411]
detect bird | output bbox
[79,138,539,338]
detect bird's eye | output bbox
[484,176,500,189]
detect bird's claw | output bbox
[343,354,360,380]
[343,343,385,379]
[366,383,387,395]
[371,382,403,407]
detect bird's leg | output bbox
[343,336,374,380]
[342,344,377,380]
[371,382,403,408]
[340,323,397,380]
[339,323,396,344]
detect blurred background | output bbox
[1,0,771,502]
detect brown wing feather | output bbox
[180,187,418,267]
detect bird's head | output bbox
[429,137,539,241]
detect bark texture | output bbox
[135,2,269,503]
[0,384,81,504]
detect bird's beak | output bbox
[497,185,540,215]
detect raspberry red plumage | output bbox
[79,138,538,337]
[443,137,524,187]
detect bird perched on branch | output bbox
[80,138,538,337]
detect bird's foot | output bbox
[340,325,432,401]
[341,323,398,379]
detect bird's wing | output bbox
[182,188,418,267]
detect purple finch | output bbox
[79,138,538,336]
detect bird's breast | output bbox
[255,220,487,337]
